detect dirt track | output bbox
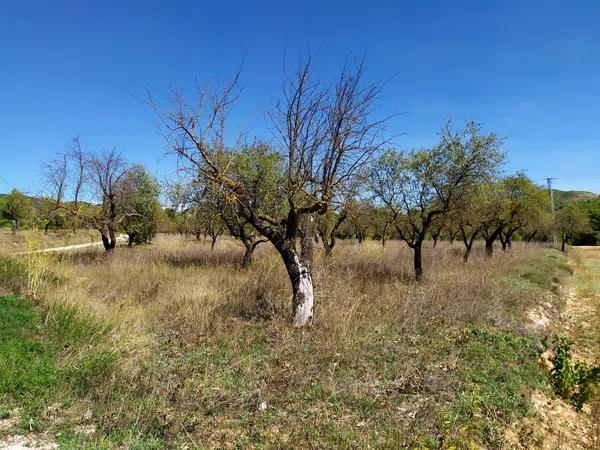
[13,235,128,255]
[530,246,600,449]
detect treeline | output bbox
[1,54,597,326]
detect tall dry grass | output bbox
[43,234,545,346]
[18,233,560,447]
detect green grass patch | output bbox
[0,295,117,436]
[442,326,546,448]
[0,295,58,400]
[509,249,571,294]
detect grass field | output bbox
[0,234,579,448]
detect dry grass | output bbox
[570,247,600,448]
[2,232,572,448]
[43,235,545,346]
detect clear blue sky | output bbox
[1,0,599,194]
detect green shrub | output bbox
[549,335,600,409]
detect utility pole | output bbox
[547,177,556,245]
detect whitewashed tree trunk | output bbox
[292,256,314,327]
[280,249,314,327]
[271,229,315,327]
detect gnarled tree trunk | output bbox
[100,227,117,251]
[277,243,314,327]
[460,226,478,263]
[128,232,136,247]
[323,240,333,257]
[319,210,346,257]
[300,215,315,269]
[413,239,424,282]
[381,221,389,247]
[485,238,494,257]
[483,226,502,258]
[500,236,508,251]
[242,240,254,268]
[241,237,267,268]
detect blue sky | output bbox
[1,0,599,194]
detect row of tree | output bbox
[3,55,595,327]
[142,55,592,326]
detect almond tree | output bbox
[84,150,131,250]
[450,185,485,262]
[429,218,444,248]
[43,145,146,251]
[346,199,374,243]
[174,181,225,248]
[555,203,591,252]
[370,122,504,280]
[479,173,547,256]
[521,207,553,243]
[372,207,394,247]
[223,143,283,266]
[478,181,505,257]
[0,189,33,234]
[316,179,364,256]
[116,165,161,246]
[151,55,388,326]
[498,175,549,250]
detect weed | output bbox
[0,294,117,436]
[23,233,52,301]
[443,326,545,447]
[0,256,26,295]
[548,335,600,409]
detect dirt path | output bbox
[519,246,600,449]
[13,235,128,255]
[566,247,600,366]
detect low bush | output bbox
[549,335,600,410]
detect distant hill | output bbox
[552,189,598,209]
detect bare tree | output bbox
[69,136,87,206]
[40,154,68,232]
[86,149,130,250]
[42,154,68,208]
[43,142,139,251]
[150,55,388,326]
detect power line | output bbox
[547,178,557,245]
